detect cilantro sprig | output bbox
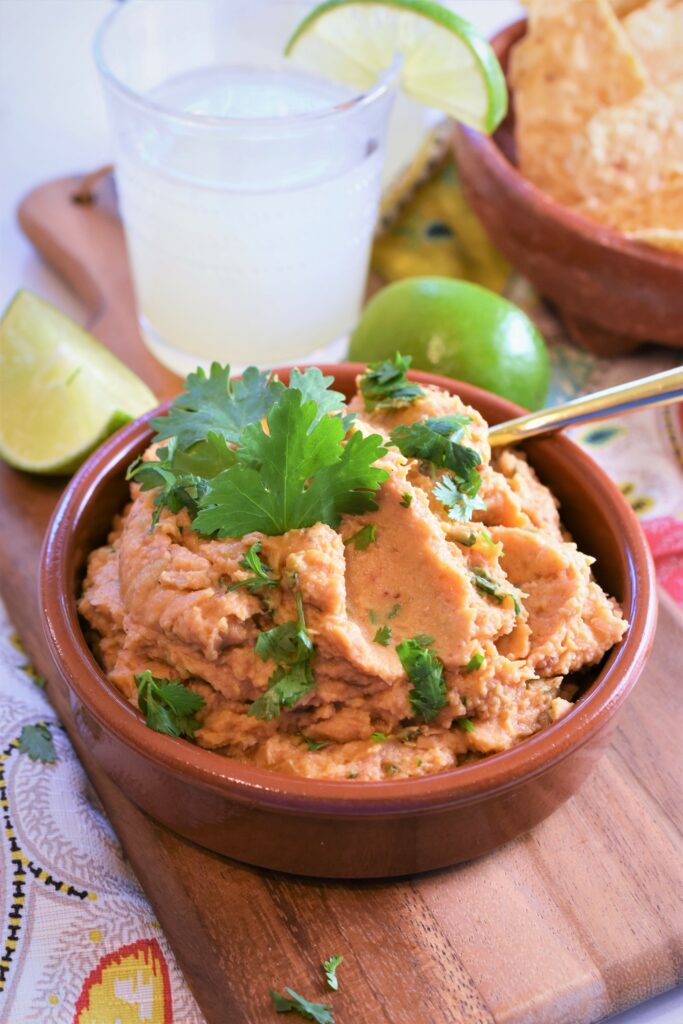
[131,364,353,531]
[270,988,334,1023]
[227,542,279,594]
[134,671,206,738]
[249,593,315,720]
[359,352,425,411]
[396,637,447,722]
[194,389,388,538]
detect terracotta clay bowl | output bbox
[453,18,683,358]
[41,365,657,878]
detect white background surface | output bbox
[0,2,680,1021]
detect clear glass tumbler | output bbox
[94,0,397,375]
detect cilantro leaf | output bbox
[371,731,388,741]
[151,363,279,450]
[344,524,377,550]
[400,492,413,508]
[194,390,388,537]
[396,638,447,722]
[359,352,425,411]
[387,603,401,620]
[323,955,344,992]
[390,417,480,477]
[227,542,279,593]
[373,625,392,646]
[249,594,315,720]
[470,569,521,614]
[464,651,485,673]
[127,437,226,527]
[270,988,334,1023]
[18,723,56,764]
[288,368,347,425]
[134,671,206,738]
[433,473,486,524]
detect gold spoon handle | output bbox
[488,365,683,448]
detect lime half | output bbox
[0,291,157,474]
[285,0,507,133]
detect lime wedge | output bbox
[0,290,157,475]
[285,0,507,133]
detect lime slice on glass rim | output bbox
[285,0,508,133]
[0,290,157,475]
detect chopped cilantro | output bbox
[249,593,315,720]
[480,528,496,548]
[344,524,377,550]
[459,718,475,733]
[387,602,401,620]
[371,731,388,742]
[301,735,329,752]
[134,671,206,739]
[368,608,377,624]
[396,637,447,722]
[270,988,334,1023]
[359,352,425,412]
[470,569,521,614]
[227,542,279,593]
[464,652,485,673]
[18,723,56,764]
[390,417,485,523]
[416,759,423,767]
[433,472,486,523]
[384,763,400,775]
[412,633,435,647]
[194,389,388,537]
[400,492,413,508]
[373,625,392,647]
[323,955,344,992]
[454,531,477,547]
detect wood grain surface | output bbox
[2,171,681,1024]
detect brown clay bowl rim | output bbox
[41,365,657,816]
[455,17,683,271]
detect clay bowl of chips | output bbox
[41,365,657,878]
[454,12,683,358]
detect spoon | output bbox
[488,365,683,448]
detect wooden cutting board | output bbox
[2,171,681,1024]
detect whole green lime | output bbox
[349,277,549,410]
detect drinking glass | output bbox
[94,0,397,374]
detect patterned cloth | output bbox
[0,607,205,1024]
[1,149,681,1024]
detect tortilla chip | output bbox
[623,0,683,87]
[568,80,683,208]
[509,0,648,204]
[576,178,683,230]
[521,0,652,17]
[626,228,683,251]
[609,0,653,14]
